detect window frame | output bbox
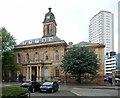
[17,53,21,63]
[35,52,39,61]
[54,50,59,61]
[44,51,48,60]
[26,53,30,63]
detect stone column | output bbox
[40,66,42,82]
[37,66,39,81]
[30,66,32,81]
[26,66,29,81]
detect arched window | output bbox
[54,67,59,77]
[47,24,50,34]
[44,51,48,60]
[26,53,29,63]
[44,67,49,77]
[54,50,59,60]
[35,52,39,61]
[17,53,21,63]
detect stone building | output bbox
[15,8,105,83]
[67,41,105,83]
[15,8,67,82]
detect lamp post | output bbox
[112,69,115,86]
[64,71,67,88]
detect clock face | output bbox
[47,16,50,19]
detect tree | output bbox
[0,27,18,80]
[61,46,99,83]
[1,27,16,52]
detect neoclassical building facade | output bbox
[15,8,67,82]
[15,8,105,83]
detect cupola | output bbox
[43,8,57,37]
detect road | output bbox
[29,88,119,98]
[30,85,76,97]
[30,90,76,96]
[30,85,119,97]
[30,88,119,98]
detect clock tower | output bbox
[43,8,57,37]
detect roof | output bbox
[90,10,112,22]
[75,41,92,46]
[18,35,61,46]
[77,41,91,45]
[74,41,105,47]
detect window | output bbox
[54,50,59,60]
[47,25,49,34]
[17,53,21,63]
[42,38,46,42]
[35,52,39,61]
[22,41,26,45]
[44,67,49,77]
[35,39,39,43]
[54,67,59,77]
[26,53,29,63]
[29,40,32,44]
[49,37,53,41]
[44,51,48,60]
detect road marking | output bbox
[71,91,81,96]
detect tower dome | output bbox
[43,8,57,25]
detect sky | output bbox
[0,0,119,53]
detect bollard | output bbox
[28,91,30,98]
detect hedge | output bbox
[2,86,29,98]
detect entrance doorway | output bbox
[31,66,37,81]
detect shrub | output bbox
[2,86,29,98]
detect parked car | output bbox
[39,81,59,93]
[115,78,120,83]
[20,81,41,93]
[104,76,108,82]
